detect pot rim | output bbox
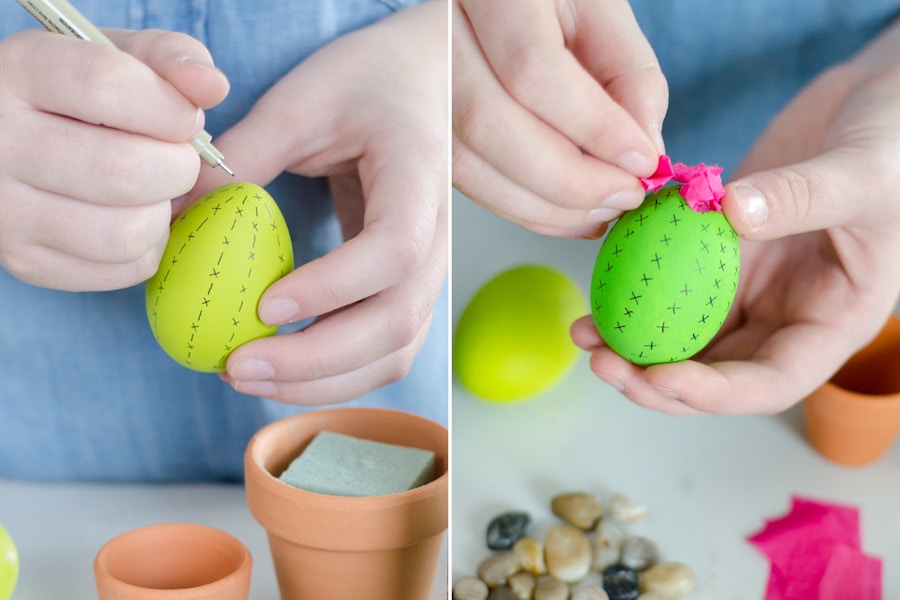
[805,314,900,411]
[93,522,252,598]
[244,407,449,550]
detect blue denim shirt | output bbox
[0,0,445,482]
[631,0,900,177]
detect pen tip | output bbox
[220,161,235,177]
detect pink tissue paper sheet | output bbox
[747,496,882,600]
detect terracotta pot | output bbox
[803,314,900,466]
[93,523,252,600]
[244,407,448,600]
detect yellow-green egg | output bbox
[146,182,294,372]
[453,265,587,402]
[0,523,17,600]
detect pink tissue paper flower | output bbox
[640,155,726,213]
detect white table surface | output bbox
[451,191,900,597]
[0,479,447,599]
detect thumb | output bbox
[723,150,871,241]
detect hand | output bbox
[452,0,667,238]
[190,1,448,405]
[572,20,900,415]
[0,28,229,291]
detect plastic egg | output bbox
[146,182,294,372]
[590,187,740,365]
[454,265,587,402]
[0,523,17,600]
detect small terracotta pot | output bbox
[93,523,252,600]
[803,314,900,466]
[244,407,448,600]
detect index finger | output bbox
[5,30,200,142]
[459,0,658,175]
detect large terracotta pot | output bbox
[93,523,252,600]
[244,407,448,600]
[803,314,900,466]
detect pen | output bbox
[14,0,235,176]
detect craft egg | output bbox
[0,523,17,600]
[454,265,587,402]
[146,182,294,372]
[590,186,739,365]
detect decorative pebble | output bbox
[592,519,626,571]
[513,536,547,575]
[544,524,593,583]
[602,564,640,600]
[487,511,532,550]
[508,572,536,600]
[610,494,648,523]
[462,490,695,600]
[620,536,658,571]
[572,585,611,600]
[639,562,695,597]
[551,492,604,529]
[453,576,490,600]
[534,577,570,600]
[477,552,522,588]
[488,585,518,600]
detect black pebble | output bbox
[487,585,517,600]
[602,564,640,600]
[486,511,531,550]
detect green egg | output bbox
[590,186,740,365]
[454,265,587,402]
[146,182,294,372]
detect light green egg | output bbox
[146,182,294,372]
[453,265,587,402]
[0,523,17,600]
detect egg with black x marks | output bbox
[590,186,740,365]
[146,182,294,372]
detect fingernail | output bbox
[233,380,277,398]
[178,55,217,70]
[230,357,275,381]
[586,206,621,225]
[616,151,656,177]
[651,385,681,400]
[191,108,205,136]
[170,195,191,216]
[649,124,666,155]
[259,297,299,326]
[731,184,768,232]
[568,223,608,239]
[603,188,645,211]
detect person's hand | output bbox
[571,20,900,415]
[452,0,667,238]
[0,29,229,291]
[189,1,448,405]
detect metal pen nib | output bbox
[192,131,235,176]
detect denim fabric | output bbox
[0,0,444,482]
[630,0,900,178]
